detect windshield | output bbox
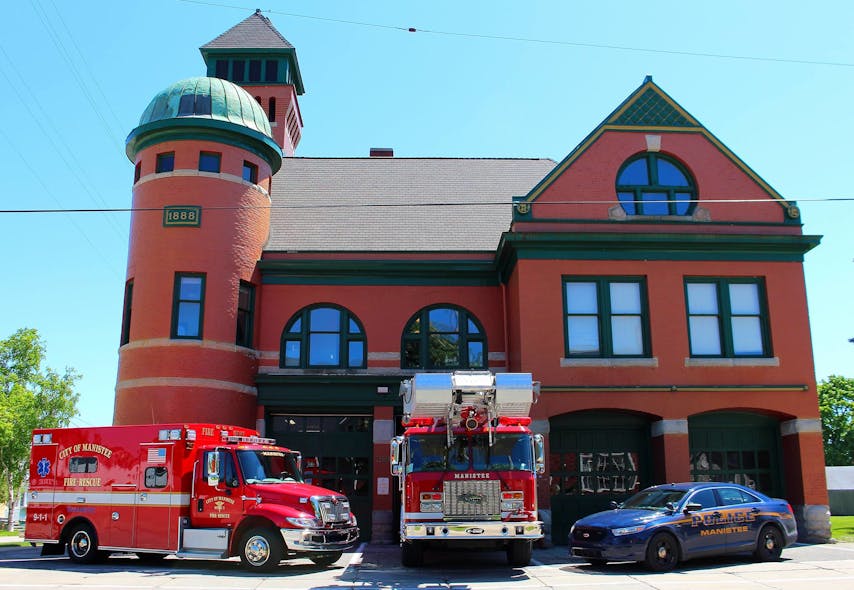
[237,450,303,484]
[407,433,533,473]
[621,488,687,511]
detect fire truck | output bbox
[389,371,545,566]
[24,423,358,571]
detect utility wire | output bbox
[177,0,854,69]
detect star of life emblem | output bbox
[37,457,51,477]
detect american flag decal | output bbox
[147,448,166,464]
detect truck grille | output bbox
[315,497,351,524]
[443,480,500,519]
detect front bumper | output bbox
[570,541,646,562]
[281,525,359,552]
[403,520,543,541]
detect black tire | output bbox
[309,551,343,567]
[239,527,285,572]
[754,525,784,562]
[66,523,100,564]
[401,541,424,567]
[507,540,533,567]
[644,532,679,572]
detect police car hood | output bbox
[577,508,670,528]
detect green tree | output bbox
[817,375,854,466]
[0,329,79,531]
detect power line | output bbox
[177,0,854,69]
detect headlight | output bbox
[612,525,645,536]
[420,501,443,513]
[501,491,524,512]
[286,517,321,528]
[349,512,358,526]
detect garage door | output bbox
[268,413,373,540]
[549,411,652,545]
[689,411,783,497]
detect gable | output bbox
[514,77,800,228]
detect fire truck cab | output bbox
[25,423,358,571]
[390,371,545,566]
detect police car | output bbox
[569,482,798,571]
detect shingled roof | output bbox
[267,158,556,252]
[201,9,295,50]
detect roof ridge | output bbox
[200,9,294,50]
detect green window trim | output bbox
[280,304,367,369]
[562,276,651,358]
[401,304,487,370]
[684,277,771,358]
[236,281,255,348]
[171,273,205,340]
[616,152,697,216]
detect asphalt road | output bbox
[1,541,853,589]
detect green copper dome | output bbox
[126,77,282,173]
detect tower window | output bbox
[248,59,262,82]
[198,152,221,173]
[265,61,278,82]
[236,281,255,348]
[268,97,276,122]
[172,274,205,339]
[243,161,258,184]
[232,59,245,82]
[215,59,228,79]
[134,162,141,183]
[120,280,133,345]
[155,152,174,173]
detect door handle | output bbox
[197,499,204,512]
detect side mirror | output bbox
[533,434,545,475]
[683,502,702,514]
[609,500,620,510]
[390,436,403,477]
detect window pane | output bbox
[729,283,760,314]
[348,341,364,367]
[349,318,361,334]
[429,334,459,367]
[689,316,721,355]
[242,162,257,183]
[178,94,195,116]
[309,333,339,365]
[657,159,689,186]
[641,191,668,215]
[284,341,300,367]
[180,277,203,300]
[403,340,420,367]
[610,283,640,314]
[310,307,340,331]
[468,342,484,368]
[687,283,718,314]
[731,317,764,355]
[567,316,599,354]
[407,317,421,334]
[199,152,220,173]
[176,302,200,336]
[429,308,459,333]
[617,191,636,215]
[618,158,648,185]
[215,60,228,78]
[675,192,692,215]
[265,60,278,82]
[566,283,597,313]
[155,153,174,173]
[611,316,643,355]
[232,60,245,81]
[288,318,301,333]
[248,59,262,82]
[467,319,480,334]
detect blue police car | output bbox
[569,482,798,571]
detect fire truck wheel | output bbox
[507,540,532,567]
[239,527,285,572]
[66,523,100,564]
[309,551,342,567]
[400,541,424,567]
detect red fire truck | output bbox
[25,423,358,571]
[390,371,545,567]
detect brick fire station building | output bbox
[114,11,830,543]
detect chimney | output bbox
[369,147,394,157]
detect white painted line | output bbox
[348,542,367,567]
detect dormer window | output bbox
[616,153,696,216]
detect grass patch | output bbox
[831,515,854,542]
[0,530,21,537]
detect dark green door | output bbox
[549,411,652,545]
[688,412,783,497]
[268,413,373,540]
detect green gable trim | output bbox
[256,373,403,407]
[497,232,821,278]
[611,87,696,127]
[542,384,808,393]
[259,259,499,286]
[511,215,803,229]
[125,118,282,173]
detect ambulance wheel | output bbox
[67,523,100,564]
[644,532,679,572]
[507,540,533,567]
[239,527,284,572]
[754,525,784,561]
[309,551,342,567]
[401,541,424,567]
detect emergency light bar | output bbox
[224,435,277,445]
[32,433,52,444]
[402,372,537,419]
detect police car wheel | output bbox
[239,527,284,572]
[309,551,342,567]
[754,525,784,561]
[67,523,100,564]
[644,532,679,572]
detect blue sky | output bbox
[0,1,851,427]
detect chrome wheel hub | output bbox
[245,535,270,565]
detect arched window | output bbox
[616,153,696,216]
[401,305,486,370]
[280,305,366,368]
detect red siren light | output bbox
[498,416,532,427]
